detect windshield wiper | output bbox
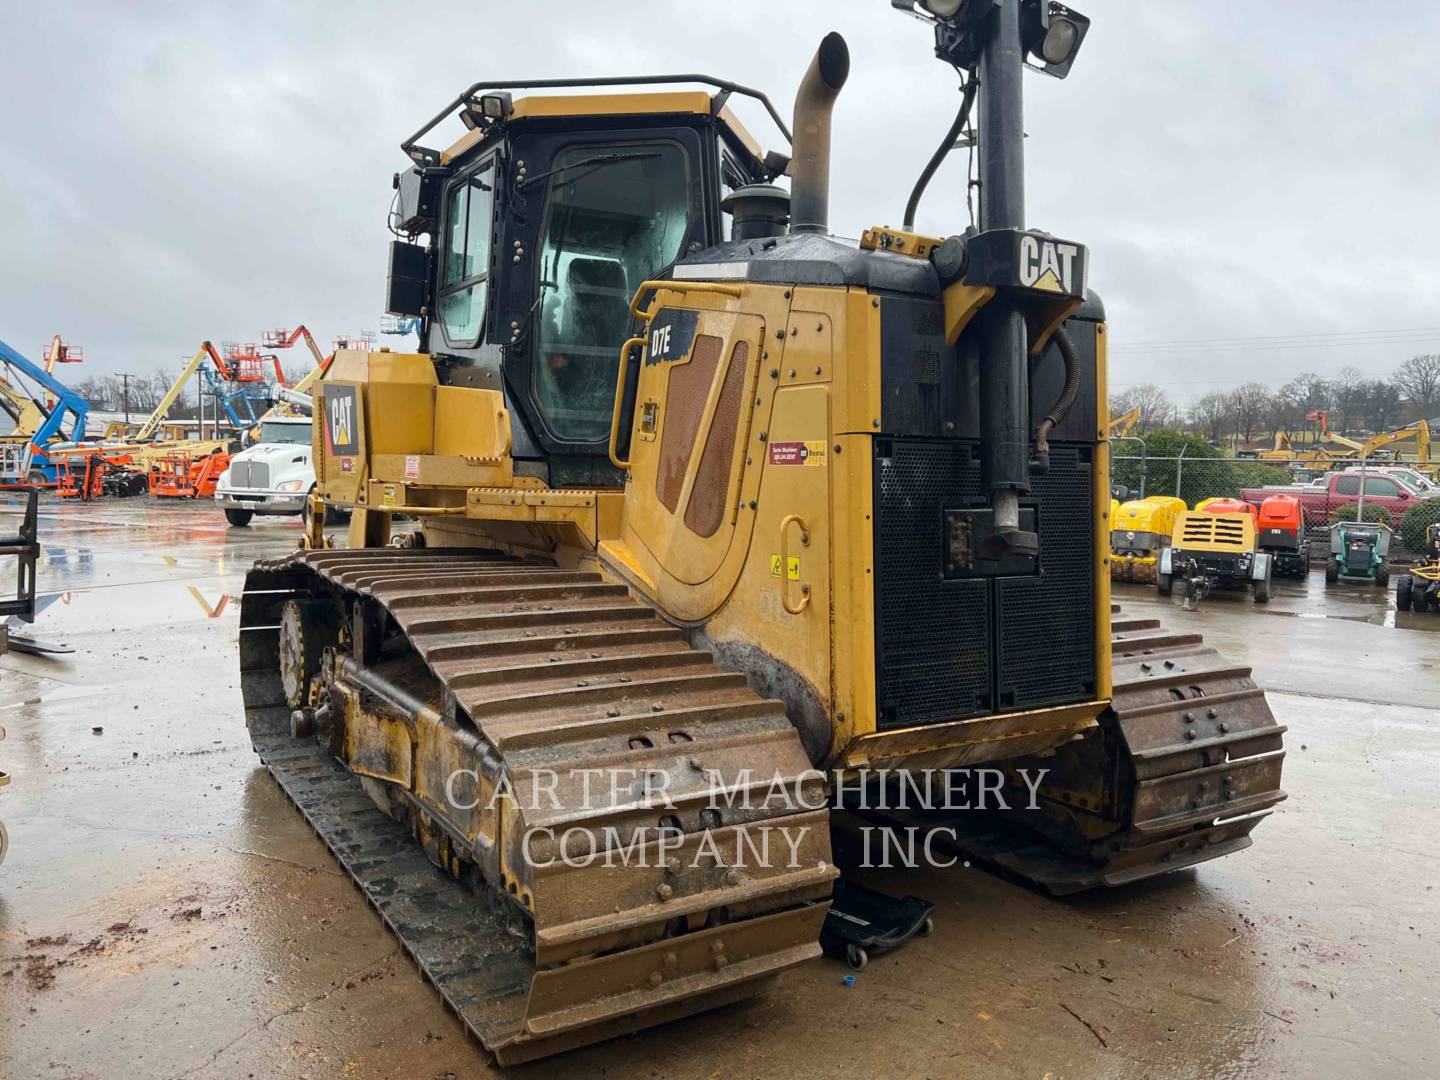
[516,151,660,191]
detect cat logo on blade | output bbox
[324,385,360,456]
[1018,235,1081,294]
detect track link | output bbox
[240,547,834,1064]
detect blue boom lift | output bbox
[0,338,91,487]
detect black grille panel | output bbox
[996,453,1096,710]
[874,441,989,725]
[873,439,1095,728]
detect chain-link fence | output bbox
[1111,449,1435,558]
[1110,450,1289,506]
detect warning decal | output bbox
[769,554,800,581]
[767,440,827,467]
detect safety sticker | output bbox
[767,440,827,466]
[381,484,397,507]
[404,454,420,479]
[339,458,354,473]
[769,554,800,580]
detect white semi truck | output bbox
[214,416,316,526]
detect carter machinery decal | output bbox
[767,440,827,466]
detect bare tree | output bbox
[1188,391,1230,444]
[1361,378,1403,432]
[69,376,110,409]
[1110,384,1175,432]
[1392,354,1440,415]
[1330,366,1365,433]
[1227,382,1273,444]
[1272,373,1332,443]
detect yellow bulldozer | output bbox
[239,1,1287,1063]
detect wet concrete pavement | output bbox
[1,497,1436,1078]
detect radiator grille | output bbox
[873,440,1095,728]
[229,460,268,488]
[996,452,1096,711]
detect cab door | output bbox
[622,304,766,587]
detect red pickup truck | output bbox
[1242,472,1422,526]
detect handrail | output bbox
[630,279,744,319]
[779,514,811,615]
[401,74,792,160]
[608,337,647,470]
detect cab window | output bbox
[1334,476,1359,495]
[1363,477,1399,497]
[438,162,496,347]
[533,142,691,441]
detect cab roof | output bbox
[439,91,765,166]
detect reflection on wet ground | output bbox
[1,498,1437,1078]
[1140,566,1440,632]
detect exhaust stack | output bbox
[789,32,850,235]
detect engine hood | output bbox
[232,441,310,464]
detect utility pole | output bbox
[117,372,134,424]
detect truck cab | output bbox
[1243,470,1419,527]
[214,416,315,526]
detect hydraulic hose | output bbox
[902,73,978,231]
[1033,326,1081,465]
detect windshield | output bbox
[259,421,312,445]
[1388,470,1430,491]
[533,142,691,441]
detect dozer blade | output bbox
[240,548,834,1064]
[856,606,1286,895]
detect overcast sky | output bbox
[3,1,1438,406]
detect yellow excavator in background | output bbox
[239,2,1286,1063]
[1355,420,1430,465]
[1107,404,1140,437]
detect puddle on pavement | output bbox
[1121,570,1440,631]
[1263,607,1440,632]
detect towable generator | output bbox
[239,2,1286,1063]
[1255,494,1307,578]
[1110,496,1185,583]
[1196,497,1255,517]
[1158,509,1273,603]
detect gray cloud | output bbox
[2,0,1437,406]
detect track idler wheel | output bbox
[278,600,342,708]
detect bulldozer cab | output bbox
[389,89,775,481]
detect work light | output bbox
[1021,2,1089,78]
